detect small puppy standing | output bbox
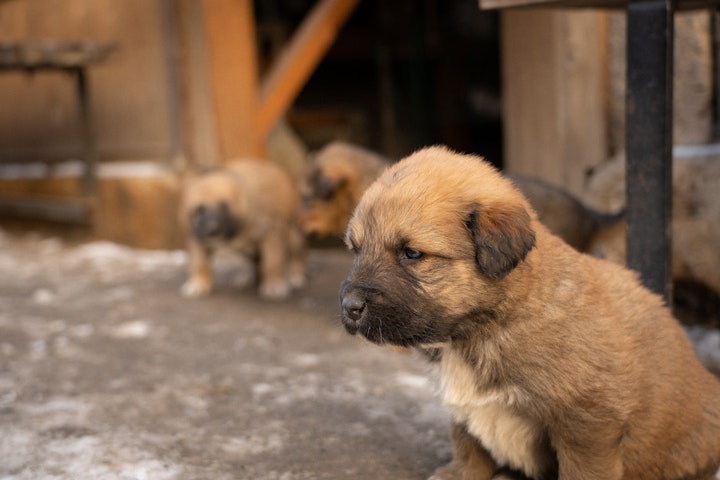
[340,146,720,479]
[180,160,306,300]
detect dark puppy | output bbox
[180,160,306,300]
[508,174,622,252]
[340,146,720,480]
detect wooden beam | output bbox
[257,0,360,140]
[202,0,261,160]
[178,0,221,167]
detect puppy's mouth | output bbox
[190,203,240,241]
[340,286,447,347]
[341,315,408,346]
[339,297,387,344]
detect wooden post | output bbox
[202,0,261,160]
[500,9,608,197]
[257,0,361,141]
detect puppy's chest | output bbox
[227,234,259,254]
[213,221,268,254]
[439,348,550,477]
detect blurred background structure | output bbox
[0,0,716,249]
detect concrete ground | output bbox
[0,228,451,480]
[2,226,720,480]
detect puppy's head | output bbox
[297,160,355,238]
[298,142,391,238]
[339,146,536,347]
[181,172,245,243]
[189,201,238,241]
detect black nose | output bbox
[341,292,366,322]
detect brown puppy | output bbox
[297,141,392,238]
[340,146,720,480]
[180,160,306,300]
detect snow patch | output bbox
[110,321,151,339]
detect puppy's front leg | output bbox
[181,240,214,297]
[553,431,623,480]
[429,421,496,480]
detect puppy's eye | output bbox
[346,239,359,254]
[401,247,424,261]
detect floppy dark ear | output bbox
[465,203,536,280]
[310,169,347,200]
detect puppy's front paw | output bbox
[181,277,212,298]
[259,279,291,300]
[429,461,499,480]
[288,271,306,290]
[427,463,462,480]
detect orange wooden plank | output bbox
[257,0,360,140]
[202,0,262,160]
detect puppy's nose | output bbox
[342,293,366,322]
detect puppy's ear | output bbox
[310,169,347,200]
[465,203,536,280]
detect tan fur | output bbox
[340,146,720,480]
[180,159,306,300]
[297,141,392,238]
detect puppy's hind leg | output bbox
[257,232,291,300]
[429,421,497,480]
[286,226,307,290]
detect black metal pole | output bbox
[625,0,675,303]
[75,66,97,197]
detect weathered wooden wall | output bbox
[499,8,714,198]
[0,0,178,163]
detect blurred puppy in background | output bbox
[180,160,306,300]
[507,174,622,252]
[585,153,720,297]
[297,141,392,239]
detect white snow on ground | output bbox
[687,326,720,374]
[1,396,184,480]
[64,241,186,273]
